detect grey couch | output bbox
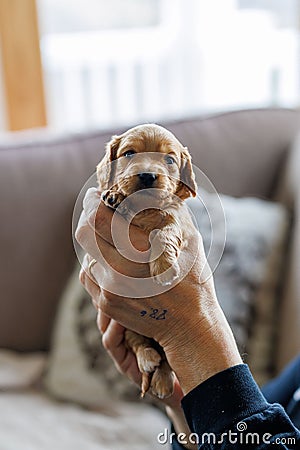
[0,107,300,369]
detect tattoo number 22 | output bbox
[140,308,167,320]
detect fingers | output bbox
[80,256,119,330]
[76,210,115,263]
[77,210,134,272]
[80,254,101,299]
[96,299,141,385]
[102,319,125,350]
[82,188,116,246]
[102,319,141,385]
[96,309,111,334]
[80,257,141,385]
[76,187,150,254]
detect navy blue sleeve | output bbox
[170,364,300,449]
[262,355,300,411]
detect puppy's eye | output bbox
[123,150,136,158]
[165,155,175,165]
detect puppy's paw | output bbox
[101,190,125,210]
[154,265,180,286]
[137,346,162,398]
[150,362,175,399]
[136,346,162,374]
[152,261,180,286]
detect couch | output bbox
[1,108,300,449]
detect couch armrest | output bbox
[275,133,300,370]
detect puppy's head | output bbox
[97,124,197,201]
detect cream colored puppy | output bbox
[96,124,197,398]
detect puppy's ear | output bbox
[96,134,122,190]
[176,147,197,200]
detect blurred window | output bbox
[37,0,300,131]
[38,0,160,33]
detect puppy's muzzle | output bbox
[138,172,157,188]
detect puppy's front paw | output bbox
[150,361,175,399]
[149,229,181,286]
[152,261,180,286]
[101,190,125,210]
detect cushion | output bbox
[187,193,289,384]
[0,389,168,450]
[0,352,167,450]
[44,193,288,408]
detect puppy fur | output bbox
[96,124,197,398]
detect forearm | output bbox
[163,303,243,449]
[163,309,242,449]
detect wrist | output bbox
[162,304,242,395]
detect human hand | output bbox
[76,188,242,395]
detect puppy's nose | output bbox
[138,172,157,187]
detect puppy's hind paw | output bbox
[137,347,161,374]
[137,346,162,397]
[150,362,175,399]
[141,372,151,398]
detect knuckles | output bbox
[98,290,122,321]
[98,292,113,316]
[102,333,111,351]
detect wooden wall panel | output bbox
[0,0,47,130]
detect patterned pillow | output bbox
[187,193,289,384]
[44,194,289,408]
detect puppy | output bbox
[96,124,197,398]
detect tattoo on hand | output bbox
[140,308,167,320]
